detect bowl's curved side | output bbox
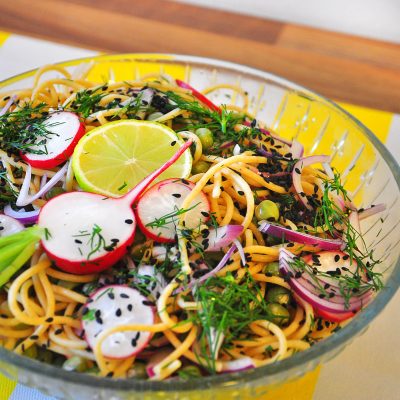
[0,53,399,399]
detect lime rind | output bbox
[72,120,192,197]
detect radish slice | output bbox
[21,112,85,169]
[134,265,167,300]
[136,178,210,242]
[0,215,25,237]
[196,225,243,252]
[82,285,155,359]
[38,140,192,274]
[175,80,221,113]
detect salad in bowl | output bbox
[0,55,398,399]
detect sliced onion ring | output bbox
[3,205,40,225]
[259,221,344,251]
[358,204,386,220]
[292,155,330,210]
[16,162,68,207]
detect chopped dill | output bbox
[0,102,59,154]
[145,203,201,229]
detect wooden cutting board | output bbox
[0,0,400,113]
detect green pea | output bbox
[263,262,280,276]
[23,344,38,359]
[62,356,88,372]
[266,303,290,326]
[127,362,147,379]
[44,187,65,200]
[266,286,291,305]
[195,128,214,150]
[37,348,53,364]
[178,365,202,379]
[147,112,164,121]
[255,200,280,221]
[192,161,210,175]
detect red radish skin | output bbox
[38,140,192,274]
[136,178,210,243]
[175,80,221,113]
[21,112,85,169]
[82,285,155,359]
[315,308,355,323]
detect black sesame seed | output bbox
[95,310,101,318]
[45,317,54,323]
[237,191,244,196]
[131,338,137,347]
[125,219,133,224]
[120,293,129,299]
[334,255,340,262]
[54,328,63,335]
[115,308,122,317]
[96,317,103,325]
[172,193,181,198]
[343,254,350,260]
[295,168,301,174]
[106,372,114,377]
[170,141,177,146]
[74,239,82,244]
[107,292,115,300]
[201,211,209,217]
[142,300,155,306]
[30,335,39,340]
[127,304,133,312]
[111,238,119,243]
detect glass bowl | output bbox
[0,54,399,400]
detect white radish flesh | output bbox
[136,178,209,242]
[22,112,85,169]
[82,285,155,359]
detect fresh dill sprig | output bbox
[164,92,245,143]
[145,203,201,229]
[0,102,58,154]
[192,272,279,373]
[0,167,17,207]
[72,224,115,260]
[68,87,106,118]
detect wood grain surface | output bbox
[0,0,400,113]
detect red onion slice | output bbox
[242,121,292,146]
[290,139,304,159]
[292,155,330,210]
[259,221,344,251]
[279,248,372,315]
[16,163,68,207]
[173,244,237,295]
[3,205,40,225]
[358,204,386,220]
[0,95,17,117]
[220,357,255,373]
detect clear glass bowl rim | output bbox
[0,53,399,393]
